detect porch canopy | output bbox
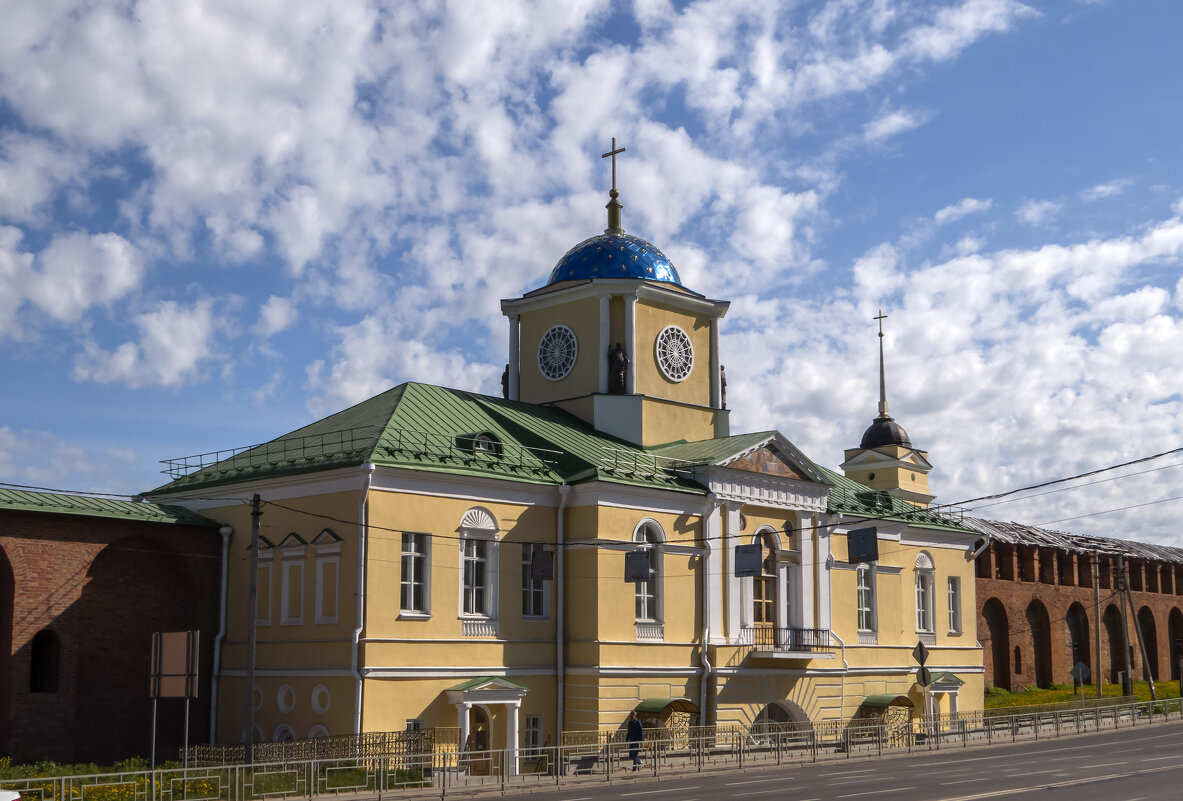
[634,697,699,715]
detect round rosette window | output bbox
[655,325,694,382]
[538,325,578,381]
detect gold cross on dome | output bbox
[601,137,626,192]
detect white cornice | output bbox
[150,465,366,510]
[698,465,829,512]
[371,466,558,507]
[502,279,729,318]
[567,481,708,515]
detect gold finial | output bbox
[874,309,889,418]
[601,137,626,233]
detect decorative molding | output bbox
[461,618,498,637]
[858,631,878,646]
[698,466,829,512]
[635,622,665,642]
[460,507,498,532]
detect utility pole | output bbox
[1121,557,1157,701]
[245,493,262,762]
[1115,555,1134,696]
[1092,551,1102,698]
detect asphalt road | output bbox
[511,720,1183,801]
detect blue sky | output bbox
[3,0,1183,545]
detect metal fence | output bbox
[5,698,1181,801]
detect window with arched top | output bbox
[752,529,779,627]
[460,508,499,621]
[30,629,60,693]
[632,521,664,623]
[915,551,935,633]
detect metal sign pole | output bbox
[151,697,158,771]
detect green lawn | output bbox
[984,679,1180,708]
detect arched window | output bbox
[915,552,935,634]
[633,521,664,623]
[752,529,779,628]
[30,629,60,693]
[460,508,499,621]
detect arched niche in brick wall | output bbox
[1137,606,1159,681]
[75,535,201,763]
[982,597,1010,691]
[1102,605,1125,684]
[1024,600,1053,689]
[1169,608,1183,681]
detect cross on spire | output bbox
[601,137,626,232]
[875,309,890,418]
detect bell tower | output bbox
[500,138,730,447]
[840,310,935,507]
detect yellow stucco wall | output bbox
[634,300,712,406]
[518,296,600,404]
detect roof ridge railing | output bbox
[381,427,563,474]
[159,426,386,479]
[597,446,698,480]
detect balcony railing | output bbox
[741,626,833,653]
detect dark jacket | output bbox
[627,718,643,742]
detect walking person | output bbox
[626,711,644,771]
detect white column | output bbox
[599,294,611,394]
[506,701,521,776]
[508,315,520,400]
[624,295,637,394]
[709,318,720,408]
[725,503,743,639]
[459,702,471,751]
[799,514,816,631]
[816,520,832,633]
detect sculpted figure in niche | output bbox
[608,343,629,394]
[501,364,509,399]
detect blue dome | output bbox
[547,232,681,286]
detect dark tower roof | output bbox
[859,415,912,449]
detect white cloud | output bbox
[1016,199,1061,226]
[0,426,152,495]
[1080,178,1133,203]
[863,108,926,143]
[934,197,993,225]
[73,298,220,388]
[254,296,298,338]
[27,232,145,324]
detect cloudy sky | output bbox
[2,0,1182,546]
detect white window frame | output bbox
[280,546,305,626]
[256,549,274,626]
[521,543,549,619]
[314,534,341,625]
[632,520,664,624]
[401,532,431,617]
[459,508,499,622]
[915,551,935,634]
[524,714,543,755]
[947,575,962,634]
[856,564,876,633]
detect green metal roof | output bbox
[0,488,218,526]
[820,467,974,534]
[148,382,706,496]
[648,431,776,464]
[861,694,911,709]
[445,676,529,692]
[634,697,699,714]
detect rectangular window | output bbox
[522,543,547,618]
[315,554,339,624]
[401,533,429,614]
[857,566,875,631]
[524,715,542,755]
[280,558,304,626]
[463,538,490,616]
[916,572,933,633]
[753,576,776,624]
[635,554,658,622]
[947,576,962,634]
[256,557,273,626]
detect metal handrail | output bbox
[3,698,1180,801]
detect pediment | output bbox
[724,445,808,481]
[841,448,932,472]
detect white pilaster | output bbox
[507,315,520,400]
[709,318,720,408]
[624,295,637,394]
[506,701,521,776]
[816,517,832,632]
[599,294,611,395]
[703,498,724,641]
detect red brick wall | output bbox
[976,542,1183,691]
[0,510,221,763]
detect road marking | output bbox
[1142,755,1176,761]
[822,769,875,776]
[1084,761,1128,768]
[621,787,699,797]
[734,791,816,799]
[937,762,1183,801]
[725,777,788,786]
[837,788,915,798]
[941,779,984,786]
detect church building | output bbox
[146,143,982,763]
